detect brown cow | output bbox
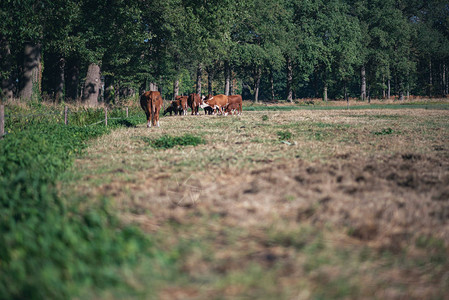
[224,102,241,115]
[163,99,182,116]
[200,94,228,115]
[140,91,163,127]
[175,95,188,115]
[188,93,201,115]
[226,94,243,115]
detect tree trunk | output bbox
[104,75,114,104]
[196,63,202,95]
[387,79,391,99]
[323,81,328,102]
[19,42,42,101]
[270,68,275,101]
[207,67,213,95]
[149,82,158,91]
[66,58,80,101]
[429,59,432,97]
[114,81,120,103]
[382,75,386,99]
[286,57,293,102]
[0,37,14,101]
[368,84,371,103]
[173,78,179,99]
[224,61,230,96]
[254,67,261,103]
[229,71,234,95]
[82,63,101,106]
[442,63,446,96]
[344,81,347,102]
[55,57,65,102]
[361,65,366,101]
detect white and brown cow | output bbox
[225,94,243,115]
[200,94,228,115]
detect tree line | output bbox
[1,0,448,105]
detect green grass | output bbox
[277,130,292,141]
[373,127,394,135]
[0,110,157,299]
[145,134,206,149]
[243,103,449,111]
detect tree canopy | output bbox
[1,0,448,103]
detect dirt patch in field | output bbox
[120,151,449,249]
[113,151,449,299]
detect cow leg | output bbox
[145,111,152,128]
[156,111,160,127]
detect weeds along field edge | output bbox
[0,105,157,299]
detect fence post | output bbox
[105,107,108,126]
[64,106,68,125]
[126,107,128,118]
[0,105,4,139]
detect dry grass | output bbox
[62,107,449,299]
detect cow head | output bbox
[200,94,213,108]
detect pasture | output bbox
[60,102,449,299]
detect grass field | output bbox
[60,103,449,299]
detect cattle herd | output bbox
[140,91,243,128]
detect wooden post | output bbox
[126,107,128,118]
[64,106,68,125]
[105,107,108,126]
[0,105,4,139]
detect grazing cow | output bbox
[163,99,182,116]
[224,102,241,115]
[200,94,228,114]
[175,95,188,115]
[140,91,163,127]
[226,95,243,115]
[188,93,202,115]
[203,106,214,115]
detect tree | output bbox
[0,0,48,101]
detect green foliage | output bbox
[4,104,145,133]
[2,0,449,103]
[277,130,292,141]
[0,118,152,298]
[146,134,206,149]
[261,114,269,121]
[373,127,394,135]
